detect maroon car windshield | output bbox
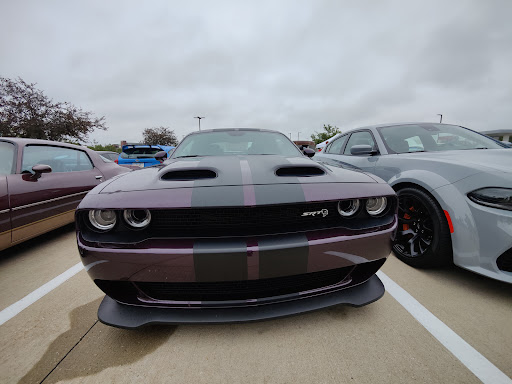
[173,130,302,157]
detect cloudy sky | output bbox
[1,0,511,145]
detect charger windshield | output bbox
[378,124,504,153]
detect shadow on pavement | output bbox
[18,297,177,384]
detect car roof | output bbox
[343,122,463,132]
[183,128,285,139]
[0,137,93,151]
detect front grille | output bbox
[94,259,386,306]
[151,202,341,237]
[136,265,354,302]
[497,248,512,272]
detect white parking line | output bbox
[0,262,83,326]
[377,271,512,384]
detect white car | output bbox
[316,134,341,152]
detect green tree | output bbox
[311,124,342,144]
[0,77,107,142]
[87,142,121,153]
[142,126,178,146]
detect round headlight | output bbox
[366,197,387,216]
[123,209,151,229]
[337,199,360,217]
[89,210,117,231]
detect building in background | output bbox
[480,129,512,143]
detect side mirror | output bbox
[350,145,377,156]
[154,151,168,163]
[303,148,315,157]
[32,164,52,180]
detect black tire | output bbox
[393,187,452,268]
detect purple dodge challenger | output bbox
[76,129,397,328]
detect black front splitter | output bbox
[98,274,385,329]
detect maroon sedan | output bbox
[76,129,397,328]
[0,138,129,251]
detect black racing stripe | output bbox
[195,156,243,187]
[258,233,309,279]
[191,156,244,207]
[246,156,306,205]
[193,240,248,282]
[245,155,285,185]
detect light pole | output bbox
[297,132,300,140]
[194,116,205,131]
[437,114,443,123]
[289,133,291,139]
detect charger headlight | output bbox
[468,188,512,211]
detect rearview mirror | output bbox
[154,151,168,163]
[350,145,377,156]
[303,148,315,157]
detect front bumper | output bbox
[434,178,512,283]
[98,274,385,329]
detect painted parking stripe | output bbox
[0,262,83,326]
[377,271,511,384]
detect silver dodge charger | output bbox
[315,122,512,283]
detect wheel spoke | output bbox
[395,192,437,259]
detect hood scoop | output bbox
[276,166,325,177]
[161,169,217,181]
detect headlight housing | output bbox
[89,210,117,231]
[123,209,152,229]
[366,197,387,216]
[337,199,360,217]
[468,188,512,211]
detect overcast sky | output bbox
[1,0,511,144]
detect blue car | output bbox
[117,144,175,168]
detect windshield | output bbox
[377,124,504,153]
[120,147,161,159]
[173,130,302,157]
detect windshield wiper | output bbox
[175,155,202,158]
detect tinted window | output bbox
[22,145,93,173]
[99,155,113,163]
[378,124,503,153]
[343,131,376,155]
[325,135,348,154]
[0,141,15,175]
[173,131,302,157]
[99,152,119,161]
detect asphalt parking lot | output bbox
[1,224,511,384]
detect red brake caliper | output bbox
[403,206,414,231]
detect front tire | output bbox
[393,187,452,268]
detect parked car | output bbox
[96,150,141,170]
[117,144,175,168]
[0,138,130,251]
[96,151,120,161]
[315,122,512,283]
[76,128,397,328]
[316,133,341,152]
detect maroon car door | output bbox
[0,141,16,250]
[8,144,105,245]
[0,176,10,251]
